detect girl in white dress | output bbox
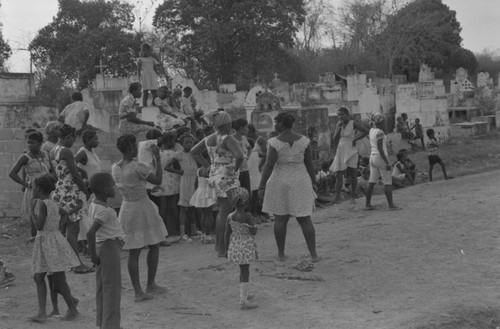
[190,166,217,243]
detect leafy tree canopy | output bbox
[153,0,306,88]
[29,0,141,89]
[373,0,475,76]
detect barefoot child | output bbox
[225,187,258,310]
[190,166,217,243]
[137,43,166,107]
[29,174,80,323]
[166,133,199,242]
[87,172,125,329]
[426,128,449,182]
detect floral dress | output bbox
[32,199,80,273]
[52,145,86,222]
[227,214,258,265]
[208,134,240,198]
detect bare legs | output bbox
[215,197,231,257]
[30,273,48,322]
[365,183,397,209]
[347,167,357,202]
[273,215,319,262]
[128,244,165,302]
[429,163,448,182]
[66,221,91,272]
[335,168,357,202]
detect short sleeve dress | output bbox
[137,57,159,90]
[32,199,80,274]
[112,161,168,250]
[262,136,316,218]
[190,168,217,208]
[227,214,258,265]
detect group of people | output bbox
[7,90,324,327]
[4,51,454,327]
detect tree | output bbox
[0,3,12,68]
[373,0,466,77]
[29,0,141,89]
[153,0,306,88]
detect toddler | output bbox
[190,166,217,243]
[225,187,258,310]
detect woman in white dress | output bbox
[258,112,320,262]
[330,107,368,203]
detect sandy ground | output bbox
[1,166,500,329]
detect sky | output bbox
[0,0,499,73]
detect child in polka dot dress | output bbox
[224,187,258,310]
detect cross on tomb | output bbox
[95,58,108,75]
[273,72,279,82]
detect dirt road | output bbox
[1,170,500,329]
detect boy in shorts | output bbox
[365,112,399,210]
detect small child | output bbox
[316,161,334,195]
[42,121,61,152]
[166,133,199,242]
[87,172,125,329]
[137,43,165,107]
[426,129,449,182]
[0,258,15,288]
[29,174,80,323]
[225,187,258,310]
[392,151,414,187]
[410,118,425,150]
[153,132,181,237]
[190,166,217,243]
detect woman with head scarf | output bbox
[191,110,244,257]
[365,112,399,210]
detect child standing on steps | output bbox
[190,166,217,243]
[29,174,80,323]
[87,172,125,329]
[137,43,166,107]
[166,133,199,242]
[225,187,258,310]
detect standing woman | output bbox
[50,124,93,274]
[191,111,243,257]
[118,82,157,135]
[9,131,51,237]
[112,134,168,301]
[330,107,369,203]
[259,112,320,262]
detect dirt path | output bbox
[1,170,500,329]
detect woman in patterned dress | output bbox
[191,111,244,257]
[259,112,320,262]
[50,124,92,274]
[112,134,168,302]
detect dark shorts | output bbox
[428,155,442,166]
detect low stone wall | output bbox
[0,129,123,218]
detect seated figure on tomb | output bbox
[155,86,187,131]
[58,92,91,134]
